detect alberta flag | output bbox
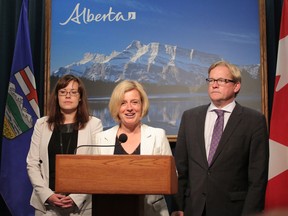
[265,0,288,210]
[0,0,40,215]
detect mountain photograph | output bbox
[49,0,262,135]
[50,41,262,134]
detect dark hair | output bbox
[47,74,90,130]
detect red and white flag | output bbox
[265,0,288,210]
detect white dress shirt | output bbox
[204,101,236,158]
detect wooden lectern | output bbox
[55,155,178,216]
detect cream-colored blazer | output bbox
[94,124,172,216]
[26,116,103,214]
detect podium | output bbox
[55,155,178,216]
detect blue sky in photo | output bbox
[51,0,260,72]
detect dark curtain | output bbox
[0,0,45,214]
[266,0,283,121]
[0,0,284,214]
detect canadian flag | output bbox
[265,0,288,210]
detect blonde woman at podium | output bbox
[27,75,103,216]
[94,80,172,216]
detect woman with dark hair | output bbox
[27,74,103,216]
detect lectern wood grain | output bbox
[55,155,177,195]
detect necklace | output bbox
[59,123,76,154]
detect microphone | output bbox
[118,133,128,143]
[73,133,128,154]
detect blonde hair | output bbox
[109,80,149,123]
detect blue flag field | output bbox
[0,0,40,215]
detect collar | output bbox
[208,100,236,113]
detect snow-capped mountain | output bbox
[52,40,259,87]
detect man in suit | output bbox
[171,60,269,216]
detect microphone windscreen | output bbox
[118,133,128,143]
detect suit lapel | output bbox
[140,125,154,155]
[196,105,210,167]
[102,126,119,154]
[78,126,88,146]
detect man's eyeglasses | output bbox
[58,90,79,97]
[206,78,235,85]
